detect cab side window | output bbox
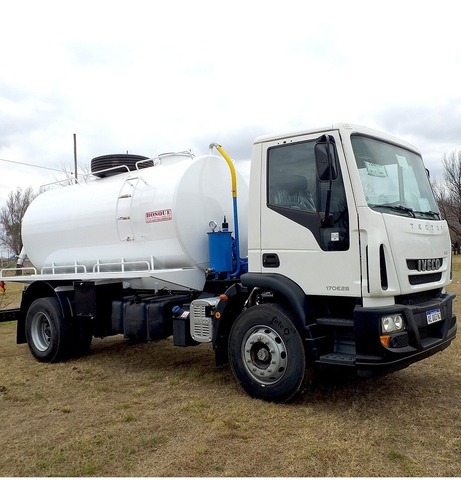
[267,139,349,251]
[268,142,317,212]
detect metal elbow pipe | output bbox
[209,143,241,277]
[209,143,237,199]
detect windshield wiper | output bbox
[370,204,416,217]
[413,210,441,220]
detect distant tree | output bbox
[0,187,36,256]
[51,163,90,188]
[433,150,461,250]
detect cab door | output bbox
[258,130,361,297]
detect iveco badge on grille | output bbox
[418,258,442,272]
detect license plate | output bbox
[427,308,442,324]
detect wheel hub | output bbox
[256,347,270,362]
[31,312,52,352]
[242,326,288,385]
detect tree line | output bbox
[432,151,461,251]
[0,187,35,257]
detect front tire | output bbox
[25,297,70,362]
[228,304,307,402]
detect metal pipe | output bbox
[209,143,241,277]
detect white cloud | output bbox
[1,0,461,201]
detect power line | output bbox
[0,158,65,173]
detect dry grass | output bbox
[1,264,461,478]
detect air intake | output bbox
[380,245,388,290]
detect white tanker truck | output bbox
[0,124,457,402]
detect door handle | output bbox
[263,253,280,268]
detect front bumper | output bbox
[353,292,456,375]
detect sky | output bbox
[1,0,461,203]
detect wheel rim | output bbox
[30,312,52,352]
[241,325,288,385]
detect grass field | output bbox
[1,260,461,478]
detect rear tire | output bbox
[25,297,71,363]
[228,304,307,402]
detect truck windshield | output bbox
[351,135,440,220]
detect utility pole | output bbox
[73,134,78,183]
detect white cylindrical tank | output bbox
[22,154,249,275]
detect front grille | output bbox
[409,273,442,285]
[407,260,419,271]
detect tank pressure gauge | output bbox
[209,220,218,232]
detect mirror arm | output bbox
[322,184,334,227]
[322,135,334,227]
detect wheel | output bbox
[25,297,71,363]
[228,304,307,402]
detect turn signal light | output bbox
[380,335,391,348]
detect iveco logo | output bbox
[418,258,441,272]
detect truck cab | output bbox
[227,123,455,394]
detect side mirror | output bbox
[315,135,338,182]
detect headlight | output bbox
[381,314,405,333]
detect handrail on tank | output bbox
[0,267,37,278]
[42,263,88,275]
[153,151,195,166]
[40,178,78,190]
[93,259,151,273]
[135,158,155,169]
[209,143,241,277]
[157,150,195,161]
[86,164,133,179]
